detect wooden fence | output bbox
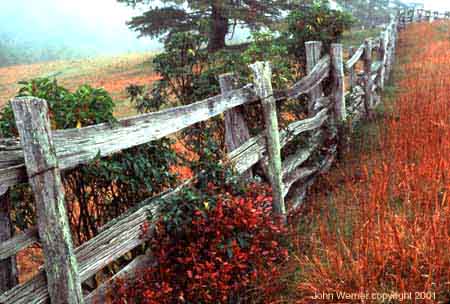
[0,9,443,303]
[399,8,450,29]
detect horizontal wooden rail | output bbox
[0,178,190,304]
[228,106,329,174]
[0,11,404,302]
[0,106,329,260]
[0,86,257,189]
[345,44,364,70]
[285,55,330,99]
[0,228,38,260]
[0,56,331,193]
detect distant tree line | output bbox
[0,34,90,67]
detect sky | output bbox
[0,0,449,56]
[422,0,450,11]
[0,0,162,55]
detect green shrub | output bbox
[0,78,178,246]
[285,0,354,62]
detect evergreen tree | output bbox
[118,0,293,51]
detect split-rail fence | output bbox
[0,9,447,304]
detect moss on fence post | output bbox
[249,62,286,218]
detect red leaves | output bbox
[112,183,288,303]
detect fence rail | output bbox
[0,8,446,303]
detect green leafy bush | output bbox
[285,0,354,62]
[0,78,115,137]
[0,78,178,246]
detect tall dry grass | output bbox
[292,21,450,303]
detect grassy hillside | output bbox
[0,52,159,117]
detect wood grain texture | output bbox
[286,55,330,99]
[250,61,285,216]
[0,190,18,293]
[331,43,346,123]
[220,73,252,179]
[0,86,258,190]
[228,107,328,175]
[0,227,38,260]
[363,39,374,118]
[0,179,189,304]
[345,44,364,70]
[305,41,323,114]
[11,97,84,304]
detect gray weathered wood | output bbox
[281,141,319,179]
[0,178,189,304]
[219,73,252,179]
[0,59,332,192]
[0,164,27,194]
[287,145,337,210]
[0,189,18,293]
[0,108,329,267]
[305,41,323,114]
[378,31,387,89]
[0,139,23,168]
[363,39,373,118]
[286,55,330,99]
[250,61,285,216]
[331,43,347,159]
[11,97,84,304]
[84,254,153,304]
[283,167,318,198]
[0,227,39,260]
[348,46,356,91]
[0,86,259,191]
[331,43,346,123]
[228,107,329,175]
[345,44,364,70]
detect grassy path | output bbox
[289,21,450,303]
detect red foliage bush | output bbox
[111,183,288,304]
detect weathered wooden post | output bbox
[363,39,373,119]
[249,62,285,217]
[378,33,386,90]
[219,73,252,179]
[348,46,356,91]
[331,44,346,124]
[0,188,18,293]
[305,41,323,114]
[11,97,84,304]
[331,43,347,158]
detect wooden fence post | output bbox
[331,43,347,158]
[11,97,84,304]
[219,73,252,179]
[331,44,346,123]
[348,46,356,91]
[249,62,285,217]
[363,39,373,118]
[378,33,386,90]
[305,41,323,114]
[0,188,18,293]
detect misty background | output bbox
[0,0,449,67]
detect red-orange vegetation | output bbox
[294,21,450,303]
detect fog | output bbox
[0,0,162,56]
[1,0,448,60]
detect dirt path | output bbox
[291,21,450,303]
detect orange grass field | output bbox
[289,21,450,303]
[0,52,160,117]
